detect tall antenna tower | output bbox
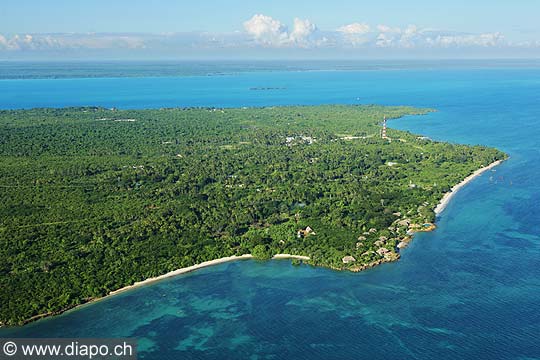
[381,116,388,139]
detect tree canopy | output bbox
[0,105,506,325]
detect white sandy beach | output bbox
[16,157,503,326]
[16,254,310,325]
[434,160,504,215]
[108,254,310,297]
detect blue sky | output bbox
[1,0,540,59]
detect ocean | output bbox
[0,62,539,360]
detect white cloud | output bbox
[243,14,289,46]
[0,17,525,55]
[373,25,398,47]
[0,33,147,51]
[399,25,420,48]
[243,14,317,47]
[290,18,317,45]
[337,23,370,35]
[432,32,504,47]
[375,32,395,48]
[358,24,505,49]
[0,34,9,49]
[336,23,372,46]
[377,24,401,34]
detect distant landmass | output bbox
[249,87,287,91]
[1,59,540,79]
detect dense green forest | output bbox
[0,105,506,325]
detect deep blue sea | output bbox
[1,63,539,360]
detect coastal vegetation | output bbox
[0,105,506,325]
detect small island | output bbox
[0,105,507,326]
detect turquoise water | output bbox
[1,66,540,359]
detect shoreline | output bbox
[11,254,310,327]
[434,159,504,215]
[6,160,505,328]
[109,253,309,297]
[8,158,504,327]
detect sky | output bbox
[1,0,540,60]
